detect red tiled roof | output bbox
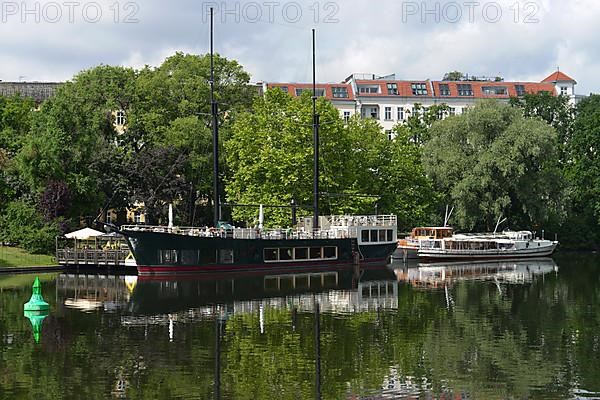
[432,81,556,98]
[266,83,355,101]
[354,79,433,97]
[541,71,576,83]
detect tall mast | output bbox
[210,7,220,227]
[312,29,320,230]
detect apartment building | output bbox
[262,70,582,136]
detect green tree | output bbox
[225,90,393,226]
[0,95,36,211]
[423,100,563,231]
[509,92,574,160]
[567,95,600,230]
[442,71,464,81]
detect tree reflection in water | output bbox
[1,255,599,399]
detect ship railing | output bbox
[327,215,397,228]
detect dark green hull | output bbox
[124,231,397,275]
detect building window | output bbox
[106,213,112,224]
[411,83,428,96]
[362,106,379,119]
[481,86,508,95]
[439,84,450,96]
[385,130,393,140]
[332,86,349,98]
[296,88,325,97]
[449,107,456,116]
[277,86,288,93]
[343,111,351,124]
[384,107,392,120]
[115,110,126,126]
[560,86,568,95]
[358,86,379,94]
[387,83,398,95]
[515,84,526,96]
[457,84,473,96]
[134,211,143,224]
[397,107,404,121]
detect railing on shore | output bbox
[56,235,135,267]
[56,248,134,267]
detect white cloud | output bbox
[0,0,598,93]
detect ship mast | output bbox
[312,29,320,230]
[209,7,220,228]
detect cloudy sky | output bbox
[0,0,598,93]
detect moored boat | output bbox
[394,226,454,260]
[121,215,398,275]
[417,230,558,260]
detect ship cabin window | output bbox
[324,246,336,258]
[265,248,278,261]
[370,230,378,242]
[362,230,370,242]
[263,246,337,263]
[310,247,322,259]
[280,248,293,260]
[201,249,217,264]
[295,247,308,259]
[362,229,394,243]
[219,249,234,264]
[181,250,198,265]
[160,249,179,264]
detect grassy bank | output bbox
[0,246,56,268]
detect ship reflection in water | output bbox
[51,258,565,400]
[393,257,558,289]
[125,265,398,320]
[56,264,399,319]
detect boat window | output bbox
[160,250,178,264]
[371,230,378,242]
[323,246,337,259]
[361,230,370,242]
[387,229,393,242]
[200,250,217,264]
[264,248,278,261]
[219,249,234,264]
[378,230,386,242]
[181,250,198,265]
[310,247,322,259]
[280,248,293,260]
[295,248,308,260]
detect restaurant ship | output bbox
[115,18,398,275]
[417,230,558,260]
[121,216,398,275]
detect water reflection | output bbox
[394,257,558,288]
[4,255,600,399]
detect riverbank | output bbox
[0,246,59,271]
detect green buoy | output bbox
[24,277,49,312]
[24,310,48,343]
[23,277,50,343]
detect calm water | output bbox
[1,254,600,399]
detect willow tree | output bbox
[422,100,564,231]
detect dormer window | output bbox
[332,86,349,98]
[411,83,428,96]
[387,83,398,95]
[358,86,379,94]
[560,86,568,95]
[439,84,450,96]
[457,84,473,96]
[296,88,325,97]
